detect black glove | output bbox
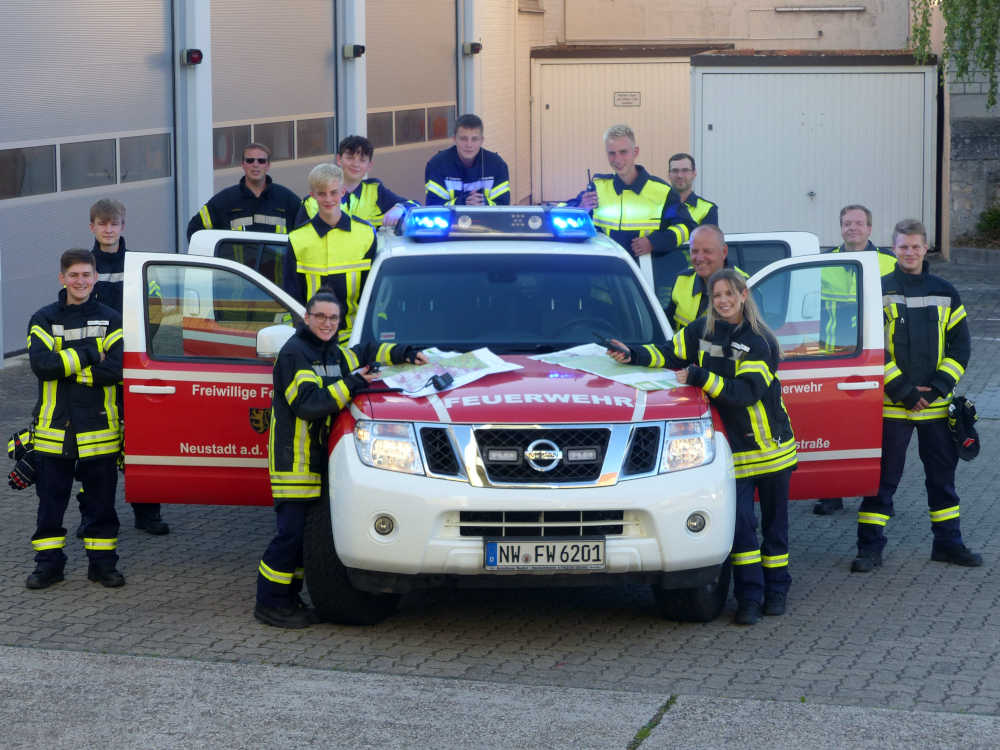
[685,365,709,388]
[8,452,37,490]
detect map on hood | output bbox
[530,344,680,391]
[378,347,522,398]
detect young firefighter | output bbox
[84,199,169,535]
[254,289,427,628]
[25,249,125,589]
[424,113,510,206]
[283,164,376,343]
[851,219,982,573]
[607,269,797,625]
[297,135,419,228]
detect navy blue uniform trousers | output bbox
[256,500,311,608]
[858,418,963,556]
[732,469,792,605]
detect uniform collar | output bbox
[310,211,353,238]
[57,287,98,311]
[91,236,126,258]
[836,240,878,253]
[239,175,273,198]
[296,323,339,351]
[612,164,651,194]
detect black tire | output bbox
[654,559,731,623]
[303,498,399,625]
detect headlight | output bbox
[660,419,715,473]
[354,420,424,475]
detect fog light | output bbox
[686,512,706,533]
[374,515,395,536]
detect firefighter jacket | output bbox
[268,325,419,501]
[424,145,511,206]
[665,261,748,331]
[881,262,970,422]
[91,237,126,314]
[648,191,719,255]
[297,178,419,228]
[282,212,377,342]
[186,176,302,240]
[27,290,123,460]
[629,318,797,479]
[821,240,897,304]
[572,166,672,254]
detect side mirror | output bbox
[256,324,296,359]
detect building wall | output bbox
[0,0,175,355]
[557,0,909,50]
[476,0,520,200]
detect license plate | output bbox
[484,538,606,571]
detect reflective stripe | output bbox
[199,205,213,230]
[29,325,55,350]
[731,549,761,566]
[642,344,665,369]
[702,371,723,398]
[230,214,284,229]
[83,537,118,551]
[340,346,360,371]
[285,369,323,405]
[858,511,890,527]
[376,343,395,363]
[425,180,451,200]
[328,380,351,408]
[96,272,124,283]
[732,437,797,479]
[32,536,66,551]
[258,560,294,585]
[762,553,789,568]
[58,348,82,377]
[929,505,960,523]
[312,364,343,378]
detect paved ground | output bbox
[1,256,999,747]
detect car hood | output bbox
[356,355,708,423]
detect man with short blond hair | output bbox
[186,142,302,240]
[283,164,377,342]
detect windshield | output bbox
[358,252,668,353]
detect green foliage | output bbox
[976,205,1000,240]
[912,0,1000,108]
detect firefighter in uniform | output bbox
[608,269,797,625]
[815,204,897,516]
[851,219,982,572]
[298,135,419,228]
[665,224,747,331]
[647,153,719,281]
[570,124,672,261]
[254,289,427,628]
[84,199,169,535]
[25,248,125,589]
[424,113,510,206]
[186,142,302,241]
[283,163,376,343]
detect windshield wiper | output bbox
[494,343,561,354]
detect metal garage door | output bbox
[693,66,937,247]
[534,59,691,203]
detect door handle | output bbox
[129,384,176,395]
[837,381,879,391]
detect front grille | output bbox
[473,428,610,483]
[623,425,661,475]
[459,510,625,537]
[420,427,460,475]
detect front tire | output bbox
[303,498,399,625]
[654,560,731,623]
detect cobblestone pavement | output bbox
[1,257,998,718]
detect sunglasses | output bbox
[244,157,269,164]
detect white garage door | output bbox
[534,59,691,204]
[693,67,937,247]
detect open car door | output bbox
[748,251,885,499]
[122,253,302,506]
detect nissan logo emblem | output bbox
[524,439,562,472]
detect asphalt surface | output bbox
[1,256,999,748]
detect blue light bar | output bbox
[403,208,453,238]
[548,209,596,239]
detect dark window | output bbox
[213,125,252,169]
[729,240,790,277]
[214,239,290,288]
[427,106,456,140]
[61,139,116,191]
[121,133,172,183]
[367,111,394,148]
[359,253,666,352]
[395,108,427,145]
[0,145,56,199]
[253,121,294,162]
[297,116,336,158]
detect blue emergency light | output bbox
[400,206,595,241]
